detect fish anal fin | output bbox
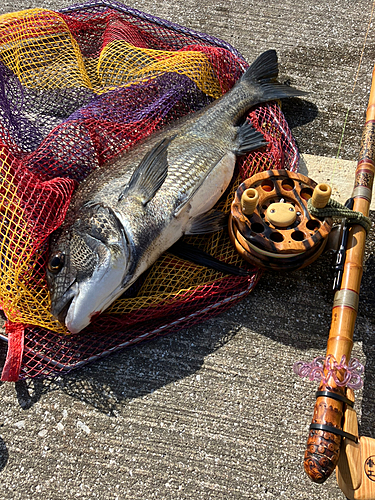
[185,209,227,235]
[169,241,251,276]
[118,136,174,205]
[234,120,267,156]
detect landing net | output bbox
[0,1,300,380]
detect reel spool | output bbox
[228,169,333,271]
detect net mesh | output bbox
[0,1,299,380]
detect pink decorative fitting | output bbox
[293,355,364,390]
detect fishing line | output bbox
[333,0,375,180]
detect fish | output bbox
[47,49,306,333]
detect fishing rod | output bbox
[228,62,375,498]
[300,64,375,496]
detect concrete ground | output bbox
[1,1,375,499]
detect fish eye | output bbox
[48,252,65,274]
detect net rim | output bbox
[59,0,247,63]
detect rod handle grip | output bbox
[304,384,345,483]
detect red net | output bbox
[0,1,299,380]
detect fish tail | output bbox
[241,49,307,100]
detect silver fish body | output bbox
[47,50,305,333]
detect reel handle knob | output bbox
[311,183,332,208]
[241,188,259,215]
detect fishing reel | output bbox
[228,169,333,271]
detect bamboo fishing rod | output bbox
[303,64,375,484]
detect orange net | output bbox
[0,1,300,380]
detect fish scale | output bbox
[47,50,306,333]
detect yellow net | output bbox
[0,9,222,98]
[0,5,298,341]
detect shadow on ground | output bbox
[280,98,318,131]
[11,223,375,429]
[12,318,243,415]
[0,437,8,472]
[3,197,373,461]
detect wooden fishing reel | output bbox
[228,169,334,271]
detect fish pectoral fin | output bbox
[118,136,174,205]
[185,209,227,235]
[233,120,268,155]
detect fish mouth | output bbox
[51,285,77,325]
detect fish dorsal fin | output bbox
[118,137,173,205]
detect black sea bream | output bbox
[47,50,305,333]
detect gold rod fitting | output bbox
[352,185,373,202]
[333,289,360,312]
